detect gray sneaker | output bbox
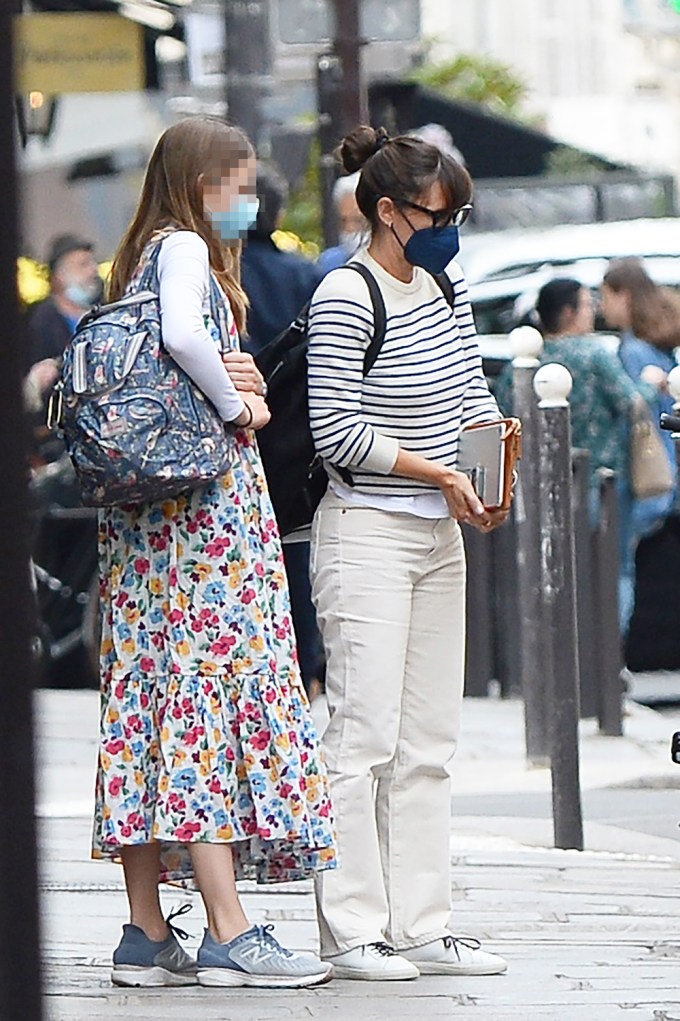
[197,924,333,989]
[111,905,197,987]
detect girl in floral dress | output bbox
[92,117,336,990]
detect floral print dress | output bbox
[92,247,336,885]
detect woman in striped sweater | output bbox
[307,126,519,982]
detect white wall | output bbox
[420,0,680,178]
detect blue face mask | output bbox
[402,225,460,275]
[207,197,260,241]
[64,281,100,308]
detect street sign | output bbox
[14,13,144,94]
[277,0,420,44]
[186,11,226,88]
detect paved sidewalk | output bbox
[37,689,680,1020]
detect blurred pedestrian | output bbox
[27,233,101,364]
[317,172,368,274]
[496,276,658,628]
[241,163,325,698]
[601,258,680,542]
[241,162,323,353]
[308,125,517,981]
[25,234,102,461]
[96,116,335,990]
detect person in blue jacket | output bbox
[601,258,680,545]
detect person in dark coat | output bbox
[241,164,322,353]
[241,164,324,697]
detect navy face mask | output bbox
[402,224,460,275]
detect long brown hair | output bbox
[109,116,253,332]
[603,257,680,352]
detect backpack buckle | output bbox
[46,381,64,431]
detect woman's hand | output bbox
[223,352,266,395]
[640,364,668,392]
[438,469,488,524]
[468,507,510,533]
[439,471,512,532]
[234,394,271,431]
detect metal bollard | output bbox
[572,449,598,719]
[463,523,494,696]
[594,468,623,736]
[491,520,521,696]
[534,364,584,851]
[510,327,548,761]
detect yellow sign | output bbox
[14,13,144,94]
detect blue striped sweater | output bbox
[307,249,500,496]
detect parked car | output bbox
[461,218,680,337]
[460,218,680,286]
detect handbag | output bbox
[630,397,675,500]
[458,418,522,512]
[51,233,236,507]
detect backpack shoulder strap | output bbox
[342,262,387,377]
[432,270,456,310]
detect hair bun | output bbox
[340,125,390,173]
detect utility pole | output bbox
[0,2,44,1018]
[331,0,368,133]
[319,0,368,246]
[224,0,272,150]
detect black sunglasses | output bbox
[400,200,473,230]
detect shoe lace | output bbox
[442,935,481,960]
[253,924,294,959]
[367,941,398,957]
[165,903,192,942]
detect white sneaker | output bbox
[402,935,507,976]
[324,942,420,981]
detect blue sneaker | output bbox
[197,924,333,988]
[111,905,197,987]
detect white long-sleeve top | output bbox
[307,249,500,498]
[157,231,246,423]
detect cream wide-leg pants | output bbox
[310,490,466,956]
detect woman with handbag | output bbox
[307,125,519,981]
[602,258,680,534]
[94,117,336,990]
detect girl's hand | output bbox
[234,394,271,431]
[223,352,266,395]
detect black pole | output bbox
[224,0,272,149]
[462,525,494,696]
[0,3,44,1018]
[535,367,584,851]
[331,0,368,135]
[594,468,624,736]
[317,52,343,248]
[572,448,598,719]
[512,348,549,762]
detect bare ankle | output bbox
[208,919,251,945]
[131,916,169,942]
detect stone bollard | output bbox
[509,326,547,761]
[533,363,584,851]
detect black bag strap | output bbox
[341,264,455,374]
[342,262,387,376]
[432,271,455,310]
